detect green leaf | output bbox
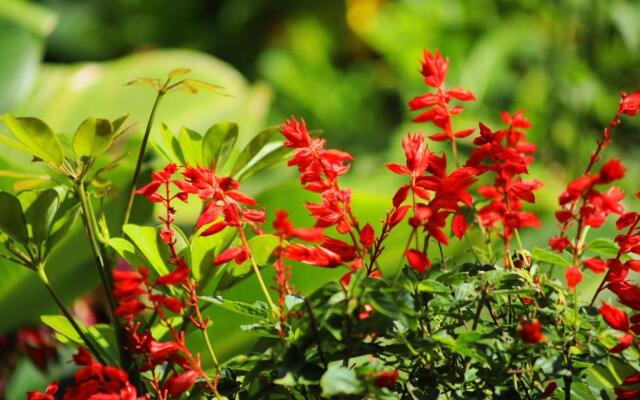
[320,365,363,397]
[41,314,82,343]
[417,279,450,295]
[177,127,203,165]
[107,237,148,268]
[0,191,28,244]
[2,114,63,165]
[23,189,58,245]
[216,234,279,291]
[190,226,235,280]
[200,296,269,320]
[47,204,80,251]
[237,144,291,181]
[123,224,168,276]
[201,121,238,171]
[230,126,279,176]
[152,123,185,164]
[531,247,571,267]
[587,238,619,258]
[72,117,114,158]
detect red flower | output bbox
[27,382,58,400]
[373,370,399,389]
[583,257,607,274]
[598,159,625,183]
[600,302,630,331]
[214,246,249,266]
[163,370,200,398]
[405,249,430,274]
[610,332,634,353]
[620,90,640,116]
[549,236,571,252]
[565,266,582,291]
[518,320,545,343]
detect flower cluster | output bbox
[28,349,144,400]
[387,133,477,272]
[409,49,476,144]
[467,112,542,265]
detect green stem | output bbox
[122,90,166,228]
[77,181,116,314]
[37,266,108,364]
[202,329,220,373]
[237,228,277,312]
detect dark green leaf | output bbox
[23,189,58,245]
[0,191,28,244]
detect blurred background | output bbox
[0,0,639,396]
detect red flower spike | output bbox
[518,320,545,343]
[599,302,630,331]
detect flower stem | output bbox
[37,266,108,364]
[122,89,166,229]
[237,227,278,312]
[77,181,116,314]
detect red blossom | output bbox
[600,302,630,331]
[163,370,200,398]
[565,266,582,291]
[518,320,545,343]
[373,370,399,389]
[405,249,430,274]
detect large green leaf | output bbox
[202,121,239,171]
[123,224,168,276]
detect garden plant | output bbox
[2,49,640,399]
